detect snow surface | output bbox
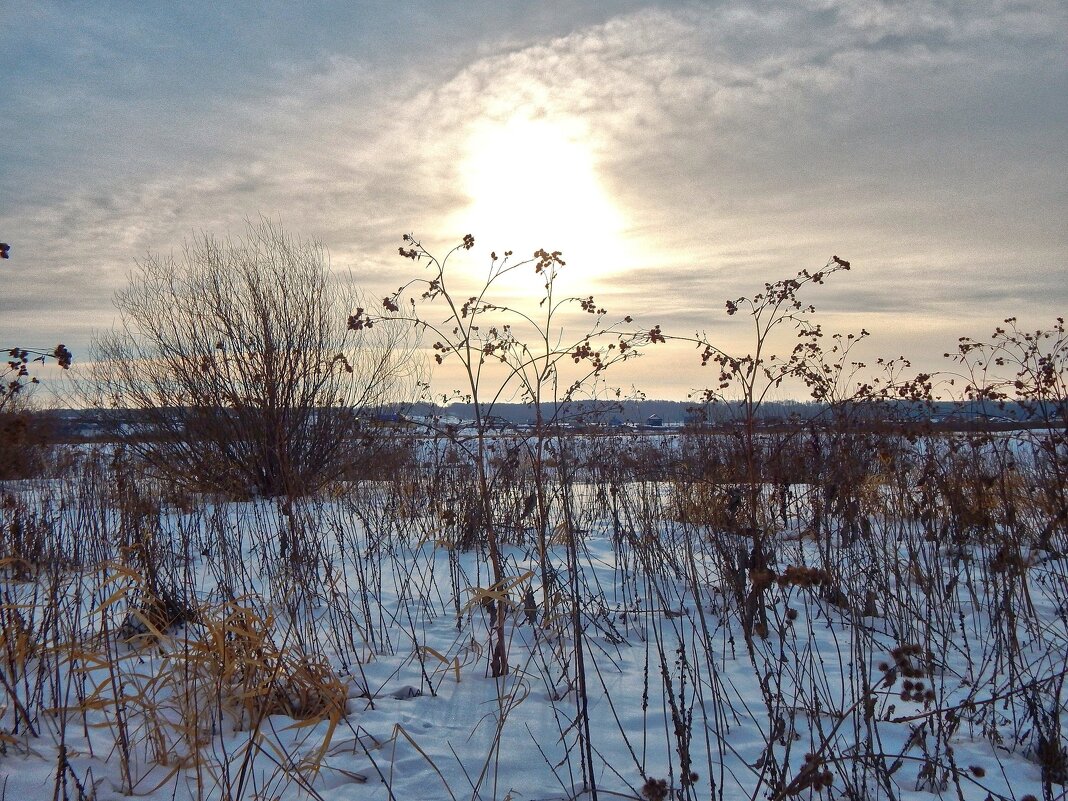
[1,471,1065,801]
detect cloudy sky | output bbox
[3,1,1065,400]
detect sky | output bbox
[2,0,1066,401]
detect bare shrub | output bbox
[84,220,420,499]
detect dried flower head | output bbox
[640,777,669,801]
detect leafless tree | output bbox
[85,220,419,497]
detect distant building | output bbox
[645,414,663,428]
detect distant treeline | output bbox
[35,397,1063,442]
[395,398,1060,428]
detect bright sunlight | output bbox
[454,114,627,281]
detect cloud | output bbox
[2,1,1064,397]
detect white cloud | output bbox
[2,1,1064,396]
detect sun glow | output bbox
[454,115,628,282]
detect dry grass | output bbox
[0,416,1064,800]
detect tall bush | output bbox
[85,220,419,498]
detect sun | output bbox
[454,114,627,282]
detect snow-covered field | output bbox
[1,435,1065,801]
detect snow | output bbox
[1,462,1065,801]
